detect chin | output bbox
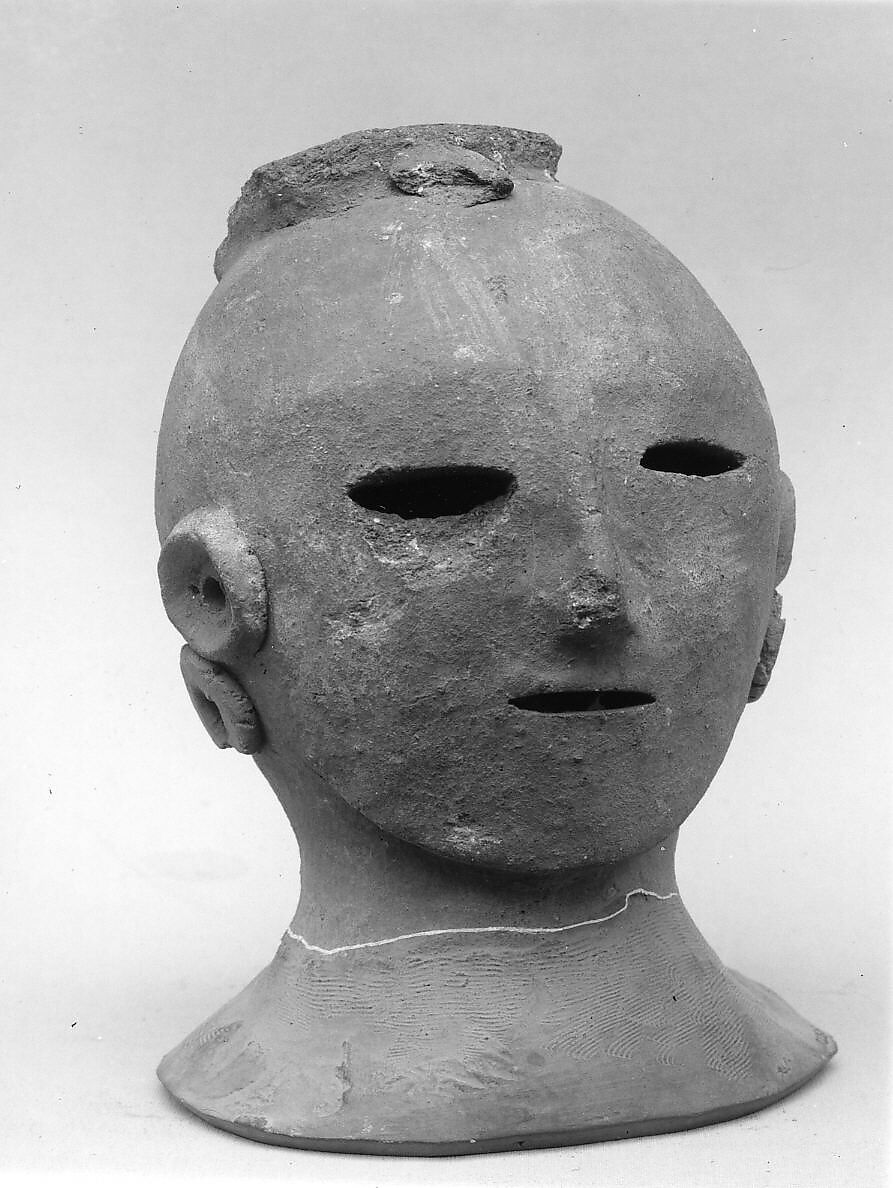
[343,762,709,875]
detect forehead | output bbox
[158,184,777,526]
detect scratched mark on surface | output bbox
[285,887,679,955]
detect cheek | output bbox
[617,470,777,669]
[252,538,499,764]
[311,518,514,675]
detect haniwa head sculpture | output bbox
[155,125,832,1154]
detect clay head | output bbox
[156,126,795,874]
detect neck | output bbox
[157,755,836,1154]
[256,751,679,950]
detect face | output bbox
[157,181,785,873]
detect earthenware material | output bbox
[155,125,834,1154]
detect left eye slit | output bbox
[347,465,516,520]
[639,440,745,477]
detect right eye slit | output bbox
[347,465,516,520]
[640,440,745,477]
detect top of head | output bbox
[158,123,778,546]
[214,124,562,279]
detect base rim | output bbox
[158,1053,835,1157]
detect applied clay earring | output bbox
[179,646,262,754]
[158,507,267,752]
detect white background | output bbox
[2,3,890,1185]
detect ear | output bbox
[748,470,795,703]
[158,506,268,663]
[775,470,796,585]
[158,507,268,753]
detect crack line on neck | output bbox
[285,887,679,956]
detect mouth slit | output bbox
[508,689,655,714]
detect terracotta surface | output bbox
[154,125,835,1154]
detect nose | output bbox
[518,498,633,642]
[565,569,626,631]
[556,509,632,639]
